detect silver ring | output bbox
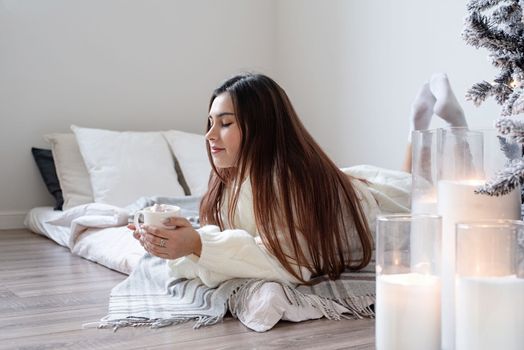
[159,239,166,248]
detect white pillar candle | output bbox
[437,180,521,350]
[455,275,524,350]
[376,273,441,350]
[411,196,438,215]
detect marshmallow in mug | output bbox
[150,203,175,213]
[133,204,181,231]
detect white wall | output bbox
[275,0,500,169]
[0,0,276,228]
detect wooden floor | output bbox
[0,229,375,350]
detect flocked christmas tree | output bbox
[462,0,524,196]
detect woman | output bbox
[129,73,405,287]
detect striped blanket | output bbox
[96,253,375,332]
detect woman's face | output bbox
[206,92,242,168]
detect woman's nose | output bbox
[205,124,217,141]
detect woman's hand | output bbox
[127,216,202,259]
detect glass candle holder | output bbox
[411,128,439,215]
[411,127,522,350]
[376,214,442,350]
[455,220,524,350]
[437,127,484,350]
[437,128,521,350]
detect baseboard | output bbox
[0,211,27,230]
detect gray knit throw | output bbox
[96,254,375,331]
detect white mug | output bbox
[133,204,181,233]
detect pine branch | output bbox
[489,52,513,68]
[515,66,524,80]
[496,86,513,105]
[492,2,522,25]
[462,12,496,48]
[492,70,514,105]
[494,117,524,141]
[510,87,524,114]
[463,12,523,53]
[475,158,524,196]
[497,135,522,159]
[494,68,514,86]
[503,88,522,114]
[466,81,494,106]
[467,0,506,12]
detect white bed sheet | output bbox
[71,225,144,275]
[25,206,144,275]
[24,206,71,247]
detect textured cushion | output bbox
[72,125,185,207]
[163,130,211,196]
[44,133,94,210]
[31,148,64,210]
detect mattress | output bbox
[24,206,71,247]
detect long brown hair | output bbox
[200,73,372,282]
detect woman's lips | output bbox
[211,147,224,154]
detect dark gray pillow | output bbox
[31,148,63,210]
[173,156,191,196]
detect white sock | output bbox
[430,73,468,128]
[409,82,436,142]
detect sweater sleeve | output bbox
[168,225,311,288]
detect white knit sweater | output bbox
[168,165,411,287]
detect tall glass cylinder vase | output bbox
[411,128,439,214]
[376,214,442,350]
[437,128,485,350]
[411,127,522,350]
[455,220,524,350]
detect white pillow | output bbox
[44,133,94,210]
[72,125,185,207]
[163,130,211,196]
